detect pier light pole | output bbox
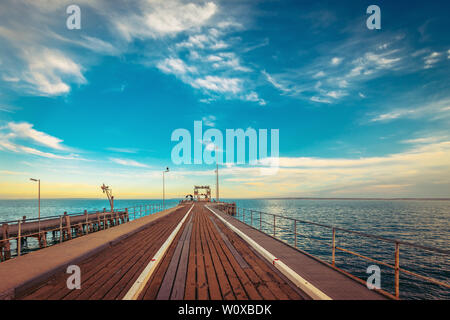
[215,146,219,203]
[163,167,169,210]
[30,178,40,239]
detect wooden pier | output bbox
[0,203,387,300]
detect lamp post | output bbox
[215,145,219,203]
[30,178,40,240]
[163,167,169,210]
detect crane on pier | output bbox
[101,184,114,213]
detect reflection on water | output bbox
[230,199,450,300]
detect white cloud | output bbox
[21,48,86,95]
[7,122,67,151]
[106,147,138,154]
[310,96,331,104]
[338,80,348,88]
[202,115,216,127]
[109,158,150,168]
[193,76,241,94]
[326,90,346,99]
[114,1,217,41]
[157,140,450,197]
[157,58,196,75]
[0,138,81,160]
[370,98,450,122]
[210,52,251,72]
[244,92,266,106]
[331,57,342,65]
[424,52,442,69]
[313,71,326,78]
[262,70,292,93]
[177,34,210,49]
[76,36,119,55]
[0,121,84,160]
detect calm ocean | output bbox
[0,198,448,300]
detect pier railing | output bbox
[0,202,178,262]
[231,207,450,299]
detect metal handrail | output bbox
[0,202,177,261]
[0,201,179,225]
[234,207,450,299]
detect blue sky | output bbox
[0,0,449,199]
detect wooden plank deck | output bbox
[19,205,190,300]
[14,202,387,300]
[140,204,307,300]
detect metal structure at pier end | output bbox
[193,185,211,202]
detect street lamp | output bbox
[30,178,40,240]
[215,145,219,203]
[163,167,169,210]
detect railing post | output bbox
[59,215,63,243]
[84,210,89,234]
[259,212,262,231]
[17,220,21,256]
[395,242,400,299]
[273,215,276,237]
[103,208,107,229]
[294,220,297,248]
[251,210,253,227]
[332,228,336,266]
[243,209,245,224]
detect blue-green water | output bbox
[0,198,448,300]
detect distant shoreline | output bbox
[253,197,450,201]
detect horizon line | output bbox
[0,197,449,201]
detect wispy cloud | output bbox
[109,158,150,168]
[424,51,442,69]
[0,121,83,160]
[192,76,242,94]
[202,115,216,127]
[6,122,68,151]
[310,96,331,104]
[331,57,343,66]
[262,31,412,105]
[0,105,17,113]
[262,70,299,94]
[112,1,217,41]
[0,0,220,96]
[370,98,450,122]
[106,147,139,154]
[12,48,86,96]
[157,58,197,75]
